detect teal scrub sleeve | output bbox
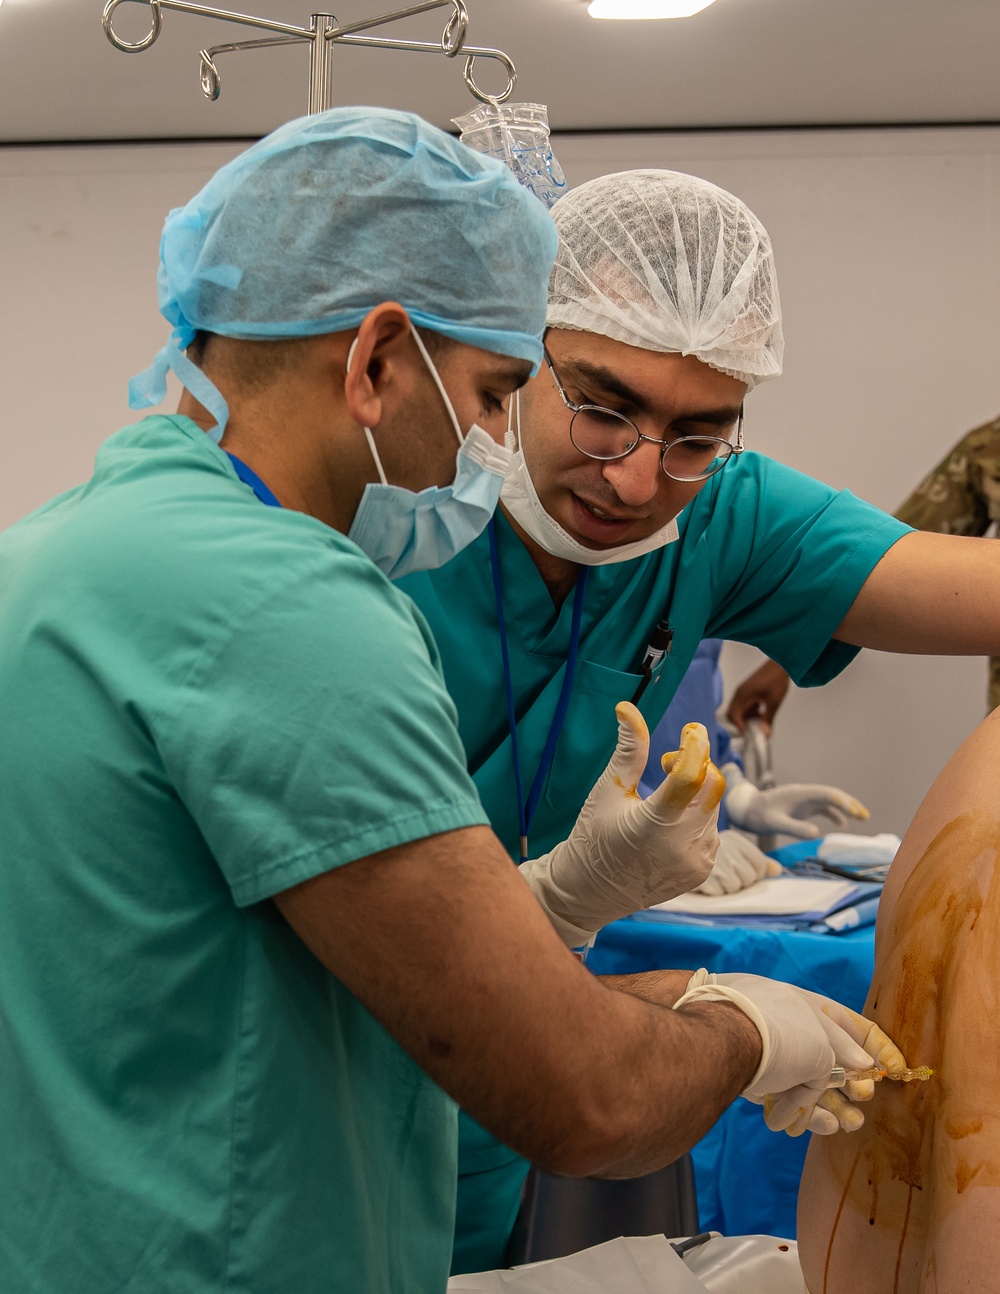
[154,547,489,907]
[701,454,913,687]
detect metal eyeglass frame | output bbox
[543,349,744,483]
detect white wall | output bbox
[0,141,243,525]
[2,128,999,833]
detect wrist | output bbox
[518,855,598,949]
[600,969,697,1008]
[673,979,770,1092]
[675,998,763,1090]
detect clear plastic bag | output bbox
[452,102,567,209]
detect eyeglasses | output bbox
[544,349,744,483]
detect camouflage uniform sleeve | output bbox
[894,420,1000,536]
[895,414,1000,712]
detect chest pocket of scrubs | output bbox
[538,654,671,848]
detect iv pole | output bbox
[102,0,517,114]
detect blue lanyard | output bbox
[488,519,589,863]
[225,452,283,509]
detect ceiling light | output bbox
[588,0,719,17]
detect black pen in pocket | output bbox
[631,619,674,705]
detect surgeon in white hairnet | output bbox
[396,168,1000,1273]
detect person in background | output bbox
[895,411,1000,711]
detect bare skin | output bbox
[179,303,531,530]
[798,707,1000,1293]
[178,310,765,1177]
[726,659,792,736]
[505,328,746,605]
[274,825,762,1179]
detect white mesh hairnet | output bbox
[547,170,783,388]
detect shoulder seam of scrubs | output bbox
[228,799,489,908]
[488,518,589,863]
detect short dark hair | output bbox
[187,331,316,396]
[187,325,459,395]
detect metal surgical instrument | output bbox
[102,0,518,115]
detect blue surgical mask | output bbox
[347,327,513,580]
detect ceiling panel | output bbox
[0,0,998,142]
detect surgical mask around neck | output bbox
[499,393,679,566]
[346,326,513,580]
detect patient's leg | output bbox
[798,708,1000,1294]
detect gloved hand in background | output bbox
[693,829,783,896]
[520,702,725,948]
[673,970,907,1137]
[721,762,869,840]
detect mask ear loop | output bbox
[347,336,388,486]
[507,389,521,453]
[409,325,466,448]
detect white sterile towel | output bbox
[654,875,856,918]
[816,832,901,866]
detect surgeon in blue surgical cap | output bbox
[1,107,907,1294]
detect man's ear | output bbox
[342,303,412,430]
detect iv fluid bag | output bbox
[452,102,567,209]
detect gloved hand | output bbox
[693,829,782,896]
[520,702,725,948]
[721,763,869,840]
[674,970,907,1137]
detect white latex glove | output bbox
[674,969,907,1137]
[693,829,782,896]
[721,762,869,840]
[520,703,725,948]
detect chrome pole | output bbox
[102,0,518,111]
[308,14,338,113]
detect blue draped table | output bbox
[586,844,877,1238]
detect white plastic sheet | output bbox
[447,1234,808,1294]
[685,1235,807,1293]
[447,1236,707,1293]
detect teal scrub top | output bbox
[0,415,489,1294]
[399,451,911,862]
[398,451,912,1274]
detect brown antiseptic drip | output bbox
[802,809,1000,1293]
[892,1185,915,1294]
[823,1150,861,1293]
